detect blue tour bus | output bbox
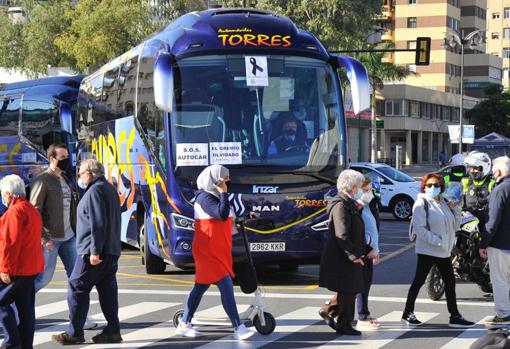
[0,76,83,208]
[77,8,370,274]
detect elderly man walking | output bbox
[0,174,44,349]
[52,159,122,345]
[479,156,510,327]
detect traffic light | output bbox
[415,37,431,66]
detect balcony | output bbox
[375,5,393,20]
[381,29,394,42]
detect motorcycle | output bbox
[426,210,492,301]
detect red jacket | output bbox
[0,198,44,276]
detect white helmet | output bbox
[464,151,491,177]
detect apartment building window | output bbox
[444,107,451,121]
[504,48,510,59]
[493,12,501,19]
[409,0,416,4]
[505,7,510,18]
[492,32,500,39]
[489,67,502,80]
[447,16,459,31]
[477,7,486,20]
[448,0,459,7]
[420,102,432,119]
[504,28,510,39]
[385,99,407,116]
[407,17,417,28]
[409,101,420,117]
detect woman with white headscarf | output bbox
[175,165,255,340]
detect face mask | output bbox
[1,196,8,207]
[353,188,363,201]
[425,186,441,199]
[77,178,88,190]
[56,158,71,172]
[469,171,483,181]
[284,129,296,137]
[360,191,374,205]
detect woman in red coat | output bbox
[175,165,255,341]
[0,174,44,349]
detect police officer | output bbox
[462,151,495,227]
[443,153,466,188]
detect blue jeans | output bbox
[183,275,241,328]
[356,257,373,320]
[0,276,36,349]
[34,236,77,292]
[67,254,120,337]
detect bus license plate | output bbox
[249,242,286,252]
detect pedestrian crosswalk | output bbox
[27,298,497,348]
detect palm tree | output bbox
[358,42,417,163]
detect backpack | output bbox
[409,199,430,242]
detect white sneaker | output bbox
[356,318,380,330]
[233,324,255,340]
[83,318,98,330]
[175,321,202,338]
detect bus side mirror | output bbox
[60,103,73,134]
[154,52,174,113]
[334,56,370,115]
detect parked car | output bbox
[350,162,420,220]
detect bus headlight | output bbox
[311,219,329,231]
[171,213,195,231]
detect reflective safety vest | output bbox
[461,176,496,212]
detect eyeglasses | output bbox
[425,183,440,188]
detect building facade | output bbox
[487,0,510,90]
[352,0,503,165]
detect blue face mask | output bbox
[353,188,363,201]
[1,196,8,207]
[77,178,88,190]
[425,186,441,199]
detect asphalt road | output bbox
[31,216,497,349]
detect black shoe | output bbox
[401,312,422,326]
[319,310,337,330]
[336,325,362,336]
[92,331,123,344]
[52,332,86,345]
[449,315,475,328]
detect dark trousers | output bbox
[67,254,120,338]
[336,292,356,328]
[404,253,460,317]
[356,257,374,319]
[0,275,36,349]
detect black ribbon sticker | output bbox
[250,57,263,76]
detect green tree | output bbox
[55,0,156,71]
[218,0,383,50]
[0,12,24,69]
[466,85,510,136]
[22,0,75,75]
[359,43,416,162]
[151,0,209,25]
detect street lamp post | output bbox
[443,29,484,154]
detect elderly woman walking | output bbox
[319,169,368,336]
[402,173,474,328]
[0,174,44,349]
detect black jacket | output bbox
[482,176,510,250]
[319,193,367,293]
[76,176,121,256]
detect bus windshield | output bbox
[170,55,343,174]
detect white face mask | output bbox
[360,191,374,205]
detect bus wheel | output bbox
[139,217,166,274]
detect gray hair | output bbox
[337,169,365,193]
[80,159,105,177]
[492,156,510,176]
[0,174,26,198]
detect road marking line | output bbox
[36,301,97,318]
[33,302,178,346]
[38,288,495,307]
[379,243,414,263]
[196,306,319,348]
[439,316,493,349]
[317,311,440,348]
